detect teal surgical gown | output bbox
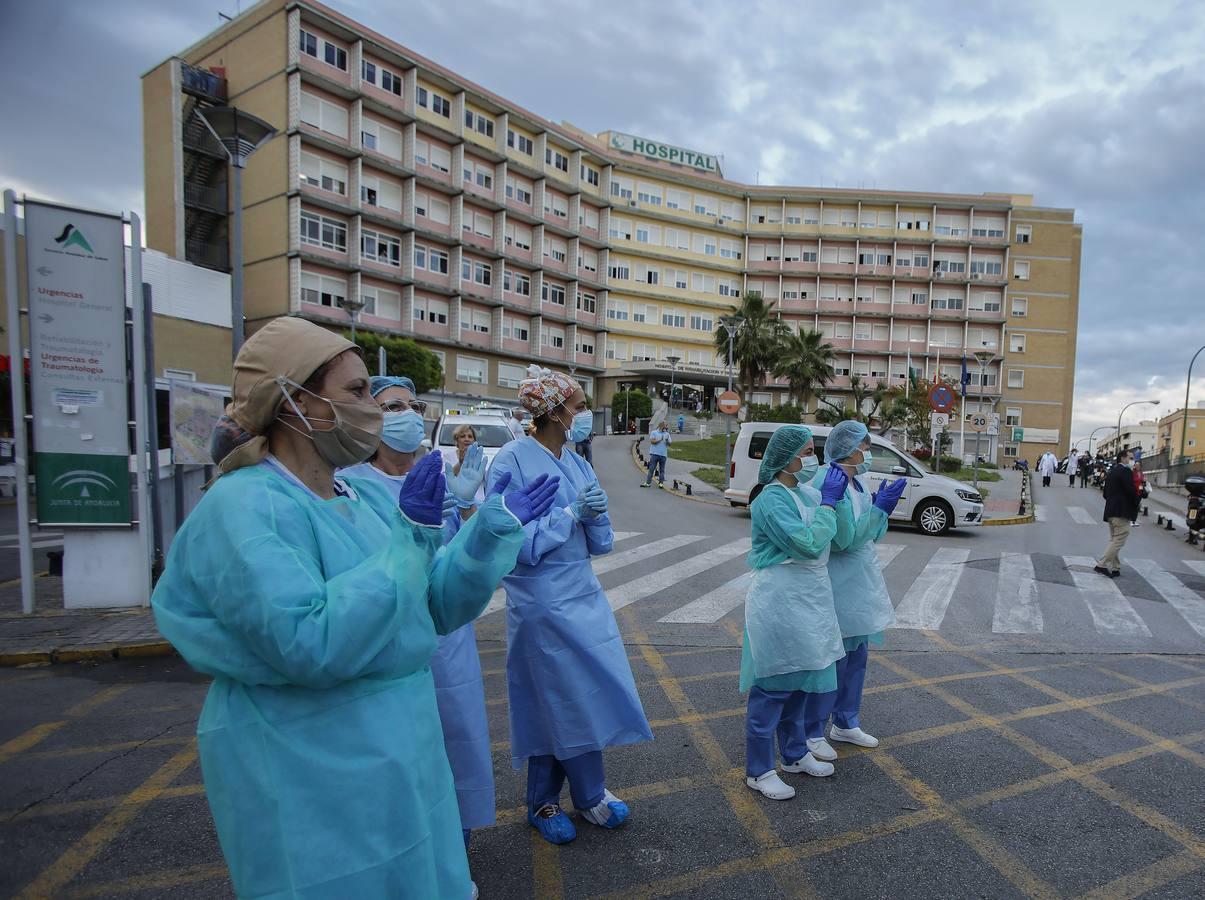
[487,437,653,765]
[740,482,844,693]
[151,458,523,899]
[340,459,497,832]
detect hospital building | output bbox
[141,0,1081,462]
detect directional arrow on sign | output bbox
[36,266,53,276]
[38,313,54,323]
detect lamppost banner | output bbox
[24,201,131,525]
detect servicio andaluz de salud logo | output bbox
[53,223,95,254]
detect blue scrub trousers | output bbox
[527,751,606,813]
[804,642,870,737]
[745,687,808,777]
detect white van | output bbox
[724,422,985,535]
[432,412,520,469]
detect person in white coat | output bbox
[1066,450,1080,487]
[1038,452,1057,487]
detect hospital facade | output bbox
[141,0,1082,462]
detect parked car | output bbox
[723,422,985,535]
[432,411,520,469]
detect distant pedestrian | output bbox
[696,400,703,414]
[1066,450,1079,487]
[575,430,594,468]
[1038,452,1056,487]
[1130,462,1147,527]
[1095,450,1140,577]
[642,422,671,487]
[677,414,685,434]
[1078,456,1091,488]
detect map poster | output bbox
[169,381,225,466]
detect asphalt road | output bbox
[2,436,1204,898]
[0,500,62,583]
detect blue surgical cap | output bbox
[758,425,814,485]
[826,420,870,462]
[370,375,416,397]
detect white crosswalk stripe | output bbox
[892,548,971,630]
[0,538,64,550]
[993,553,1043,634]
[1034,505,1048,522]
[1066,506,1098,525]
[607,538,753,612]
[1186,561,1205,577]
[612,532,641,542]
[1127,559,1205,640]
[480,533,706,617]
[1064,556,1152,637]
[659,571,752,624]
[876,544,907,568]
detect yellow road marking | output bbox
[870,751,1059,899]
[530,828,563,899]
[16,746,198,899]
[0,722,66,765]
[22,735,193,761]
[1075,849,1203,900]
[57,863,228,899]
[1,783,206,822]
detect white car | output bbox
[432,412,521,469]
[723,422,985,535]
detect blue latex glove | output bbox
[398,451,447,525]
[442,490,458,519]
[872,478,907,514]
[583,484,608,515]
[447,443,486,506]
[490,471,561,525]
[819,465,849,507]
[570,490,599,520]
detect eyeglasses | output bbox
[380,399,428,415]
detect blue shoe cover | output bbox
[580,790,629,828]
[528,804,576,844]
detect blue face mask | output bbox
[380,410,425,453]
[568,410,593,442]
[854,450,873,476]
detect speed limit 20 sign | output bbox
[968,413,990,433]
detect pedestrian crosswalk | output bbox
[479,530,1205,647]
[0,532,63,551]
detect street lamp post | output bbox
[342,295,365,344]
[971,349,997,491]
[1180,345,1205,463]
[666,355,680,415]
[1116,399,1160,459]
[195,107,277,359]
[719,315,744,489]
[1086,425,1113,460]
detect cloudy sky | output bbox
[3,0,1204,444]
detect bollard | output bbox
[685,483,693,496]
[1142,506,1149,517]
[1157,515,1165,526]
[1165,519,1175,531]
[1189,531,1198,546]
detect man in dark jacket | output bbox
[1095,450,1140,577]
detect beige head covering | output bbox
[215,317,357,476]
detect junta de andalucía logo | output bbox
[53,224,95,254]
[52,468,115,499]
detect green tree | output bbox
[346,331,444,394]
[713,292,789,403]
[612,389,652,430]
[771,329,836,411]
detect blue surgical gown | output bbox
[340,460,496,831]
[487,437,653,765]
[811,466,894,650]
[151,460,523,900]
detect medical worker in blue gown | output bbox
[743,425,849,801]
[341,374,496,861]
[152,318,559,900]
[487,364,653,845]
[803,420,906,762]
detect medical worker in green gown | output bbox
[742,425,849,801]
[152,318,559,900]
[803,419,905,762]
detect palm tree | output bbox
[771,328,837,412]
[712,292,789,402]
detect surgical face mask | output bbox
[557,404,593,442]
[854,450,873,476]
[798,456,820,480]
[276,377,383,468]
[381,410,425,453]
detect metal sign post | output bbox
[3,191,34,614]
